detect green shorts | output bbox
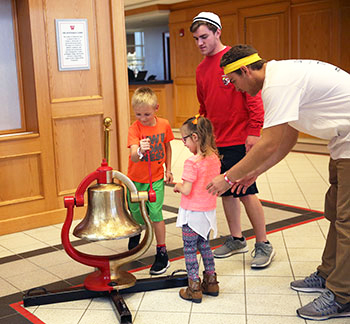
[127,179,164,225]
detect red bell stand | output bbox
[23,159,187,324]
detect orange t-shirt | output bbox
[127,117,174,183]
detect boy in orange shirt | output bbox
[127,87,174,275]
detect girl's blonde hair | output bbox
[131,87,158,108]
[182,115,219,157]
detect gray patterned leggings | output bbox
[182,224,215,281]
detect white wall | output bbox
[143,24,168,80]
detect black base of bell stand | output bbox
[23,272,188,324]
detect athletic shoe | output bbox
[250,241,275,268]
[213,236,249,258]
[291,272,326,293]
[149,250,170,275]
[297,289,350,320]
[128,233,141,250]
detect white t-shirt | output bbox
[262,60,350,159]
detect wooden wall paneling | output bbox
[110,0,131,174]
[0,0,57,234]
[43,0,102,102]
[0,205,87,236]
[90,0,120,170]
[129,87,134,124]
[163,83,174,127]
[169,20,202,128]
[44,0,117,201]
[153,88,167,120]
[50,0,121,196]
[0,134,49,215]
[168,0,258,24]
[128,84,174,126]
[0,135,45,211]
[51,99,104,119]
[339,0,350,72]
[0,134,40,157]
[0,0,130,235]
[290,0,329,4]
[169,0,285,24]
[169,21,203,79]
[172,79,198,129]
[0,153,43,207]
[125,4,170,17]
[168,4,217,25]
[220,14,239,47]
[53,114,104,196]
[174,78,199,127]
[28,0,57,210]
[169,0,231,15]
[238,2,290,60]
[291,0,336,64]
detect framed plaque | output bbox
[55,19,90,71]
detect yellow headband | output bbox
[223,53,262,75]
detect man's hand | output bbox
[206,174,231,196]
[245,135,260,153]
[232,174,258,195]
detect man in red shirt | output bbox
[190,12,275,268]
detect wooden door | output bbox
[0,0,129,235]
[291,0,337,64]
[238,2,290,60]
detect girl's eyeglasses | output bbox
[182,133,193,143]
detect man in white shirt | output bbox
[207,44,350,321]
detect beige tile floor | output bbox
[1,138,344,324]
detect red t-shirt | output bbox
[127,117,174,183]
[196,46,264,147]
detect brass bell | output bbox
[73,182,142,241]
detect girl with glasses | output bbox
[174,114,221,303]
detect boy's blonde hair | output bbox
[131,87,158,108]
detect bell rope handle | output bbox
[142,135,156,202]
